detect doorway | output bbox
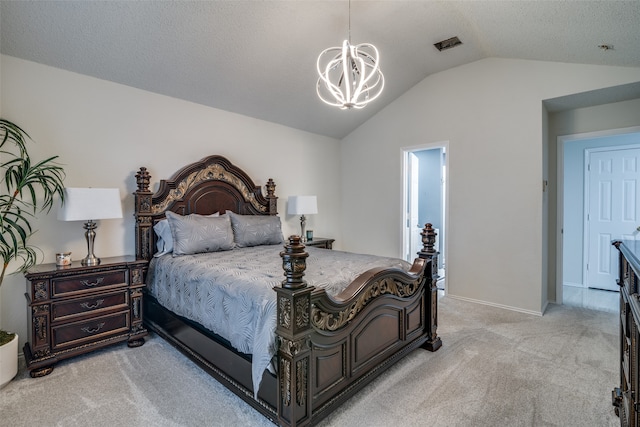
[557,127,640,303]
[402,143,448,289]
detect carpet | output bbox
[0,296,620,426]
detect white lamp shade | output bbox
[287,196,318,215]
[57,188,123,221]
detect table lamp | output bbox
[287,195,317,242]
[57,187,123,266]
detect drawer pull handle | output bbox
[80,299,105,310]
[81,322,105,334]
[80,277,104,287]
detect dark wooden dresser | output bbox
[23,256,147,377]
[613,240,640,426]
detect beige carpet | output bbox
[0,296,619,426]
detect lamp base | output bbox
[82,220,101,267]
[299,214,307,242]
[81,255,100,266]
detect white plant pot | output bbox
[0,333,18,389]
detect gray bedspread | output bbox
[147,245,410,395]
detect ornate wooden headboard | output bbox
[134,155,277,260]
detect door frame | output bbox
[556,126,640,303]
[401,141,449,292]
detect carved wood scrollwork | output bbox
[131,324,145,334]
[33,305,49,344]
[296,359,307,406]
[279,337,308,358]
[279,296,291,329]
[152,164,268,214]
[278,340,309,408]
[141,232,150,260]
[131,268,142,285]
[33,348,51,359]
[312,277,421,331]
[139,195,151,212]
[133,296,140,319]
[34,281,47,301]
[35,315,47,341]
[281,358,291,406]
[130,289,143,321]
[296,298,309,328]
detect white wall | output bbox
[340,58,640,315]
[0,55,342,348]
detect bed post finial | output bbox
[266,178,276,197]
[275,235,313,426]
[280,235,309,289]
[420,223,437,256]
[418,223,442,352]
[136,167,151,192]
[265,178,278,215]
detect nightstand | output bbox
[304,237,335,249]
[23,256,147,377]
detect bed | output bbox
[133,155,442,426]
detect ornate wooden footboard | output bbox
[276,229,440,426]
[134,155,441,427]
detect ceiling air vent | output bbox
[434,36,462,52]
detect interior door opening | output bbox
[557,127,640,304]
[402,143,448,290]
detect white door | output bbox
[586,148,640,291]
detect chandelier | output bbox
[316,1,384,110]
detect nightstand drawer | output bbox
[52,311,130,350]
[52,290,129,322]
[52,270,127,297]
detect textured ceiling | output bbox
[2,1,640,139]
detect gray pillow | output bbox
[227,211,284,247]
[165,211,234,256]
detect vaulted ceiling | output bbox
[2,1,639,139]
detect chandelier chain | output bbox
[348,0,351,43]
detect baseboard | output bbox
[17,352,26,372]
[540,299,549,315]
[446,294,544,317]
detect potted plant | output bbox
[0,119,65,388]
